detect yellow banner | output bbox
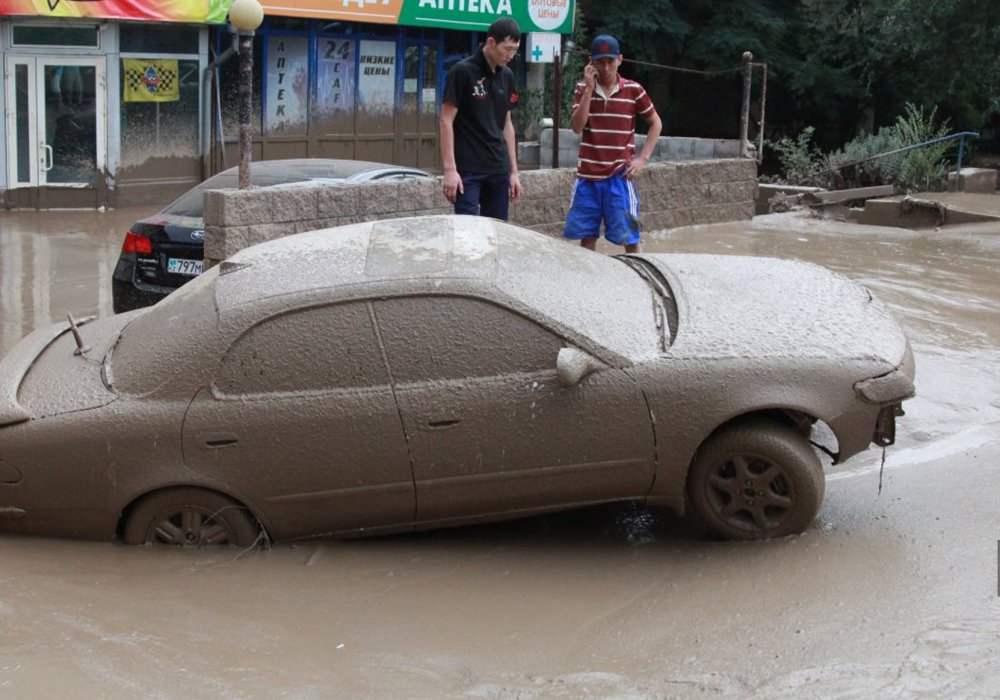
[123,59,179,102]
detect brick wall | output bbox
[203,158,757,266]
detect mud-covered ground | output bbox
[1,207,998,698]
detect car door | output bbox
[182,301,414,540]
[372,295,656,524]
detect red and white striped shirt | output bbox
[571,77,656,180]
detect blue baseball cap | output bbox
[590,35,620,60]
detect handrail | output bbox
[807,131,980,180]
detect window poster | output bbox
[265,35,308,134]
[317,38,355,115]
[357,40,396,114]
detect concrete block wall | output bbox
[203,158,757,266]
[537,128,741,169]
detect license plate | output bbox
[167,258,203,276]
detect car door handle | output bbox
[198,432,239,448]
[427,418,461,429]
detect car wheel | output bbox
[123,488,260,547]
[687,418,825,540]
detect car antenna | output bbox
[66,313,91,356]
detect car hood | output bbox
[0,313,137,427]
[640,254,909,366]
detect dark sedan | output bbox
[111,158,430,312]
[2,216,915,547]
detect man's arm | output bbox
[504,111,521,203]
[439,101,463,203]
[569,63,597,134]
[625,109,663,179]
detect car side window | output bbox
[374,296,563,383]
[215,302,389,395]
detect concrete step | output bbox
[856,192,1000,228]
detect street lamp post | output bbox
[228,0,264,189]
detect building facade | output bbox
[0,0,572,209]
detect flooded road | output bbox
[1,208,998,698]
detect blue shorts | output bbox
[562,173,641,246]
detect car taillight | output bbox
[122,231,153,255]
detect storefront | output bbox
[0,0,573,209]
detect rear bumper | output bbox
[111,263,173,313]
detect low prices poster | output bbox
[357,40,396,114]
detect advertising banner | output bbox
[264,36,309,134]
[260,0,574,34]
[357,40,396,113]
[123,59,180,102]
[0,0,229,24]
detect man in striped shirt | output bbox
[563,35,662,253]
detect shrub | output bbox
[767,103,952,192]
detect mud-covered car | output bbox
[0,216,915,546]
[111,158,430,313]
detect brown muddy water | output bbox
[1,208,998,698]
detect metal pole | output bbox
[739,51,752,159]
[756,62,768,165]
[553,50,561,169]
[238,30,254,189]
[957,135,966,173]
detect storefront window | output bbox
[120,24,198,54]
[422,43,438,116]
[119,58,200,171]
[218,34,263,141]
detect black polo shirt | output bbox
[443,48,518,174]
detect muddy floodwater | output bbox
[1,208,998,697]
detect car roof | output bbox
[113,217,663,396]
[161,159,430,218]
[210,215,661,362]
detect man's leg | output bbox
[562,178,602,248]
[478,172,511,220]
[603,174,642,253]
[454,172,484,216]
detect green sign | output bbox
[399,0,574,34]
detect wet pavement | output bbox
[1,206,999,697]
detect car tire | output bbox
[687,418,825,540]
[123,488,261,547]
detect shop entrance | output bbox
[4,56,107,206]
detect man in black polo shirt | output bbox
[439,17,522,220]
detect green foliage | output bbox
[765,127,825,186]
[892,104,951,192]
[766,103,953,192]
[577,0,1000,143]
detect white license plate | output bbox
[167,258,203,276]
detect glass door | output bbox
[4,56,106,188]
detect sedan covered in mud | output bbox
[0,216,915,546]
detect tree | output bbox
[576,0,1000,149]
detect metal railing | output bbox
[818,131,980,180]
[790,130,981,186]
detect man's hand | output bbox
[442,169,463,204]
[624,155,648,180]
[509,173,522,203]
[582,62,597,91]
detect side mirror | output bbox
[557,347,604,388]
